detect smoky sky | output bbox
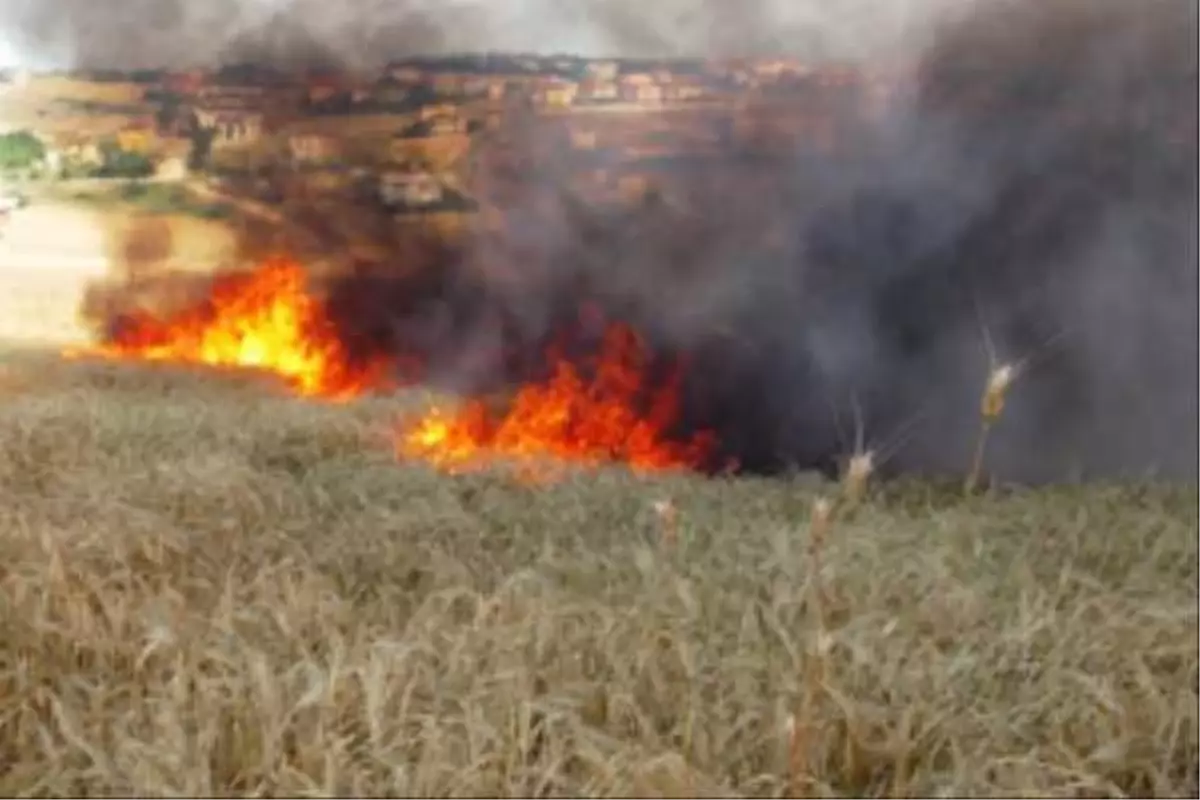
[0,0,964,69]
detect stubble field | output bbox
[0,351,1195,797]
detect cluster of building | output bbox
[1,55,904,232]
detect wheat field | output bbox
[0,351,1195,797]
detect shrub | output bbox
[0,131,45,171]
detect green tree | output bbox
[0,130,45,170]
[187,126,216,172]
[153,91,184,132]
[97,139,154,178]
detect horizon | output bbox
[0,51,872,75]
[0,0,953,72]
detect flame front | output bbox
[398,323,714,475]
[67,261,714,474]
[69,258,389,400]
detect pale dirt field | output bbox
[1,75,146,105]
[0,76,149,142]
[0,202,239,345]
[279,114,421,138]
[0,110,133,138]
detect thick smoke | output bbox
[44,0,1199,482]
[852,0,1198,481]
[331,0,1194,483]
[0,0,958,68]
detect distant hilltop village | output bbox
[0,51,1184,251]
[0,54,910,235]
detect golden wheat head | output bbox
[842,450,875,504]
[981,363,1016,423]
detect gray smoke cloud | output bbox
[47,0,1199,483]
[371,0,1194,483]
[0,0,965,68]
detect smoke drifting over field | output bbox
[44,0,1200,482]
[331,0,1197,482]
[0,0,959,67]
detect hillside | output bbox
[0,351,1194,797]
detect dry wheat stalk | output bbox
[808,496,832,629]
[965,362,1017,494]
[789,496,835,797]
[652,498,678,547]
[786,711,809,798]
[841,450,875,507]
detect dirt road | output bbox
[185,179,285,225]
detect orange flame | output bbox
[67,258,391,400]
[397,323,714,475]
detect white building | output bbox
[379,170,444,207]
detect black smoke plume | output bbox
[317,0,1198,483]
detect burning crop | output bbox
[68,259,716,478]
[67,258,395,401]
[396,323,716,476]
[56,0,1195,485]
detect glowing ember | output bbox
[66,258,390,400]
[397,323,714,475]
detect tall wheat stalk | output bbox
[842,451,875,507]
[965,363,1015,494]
[964,302,1068,495]
[789,496,834,797]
